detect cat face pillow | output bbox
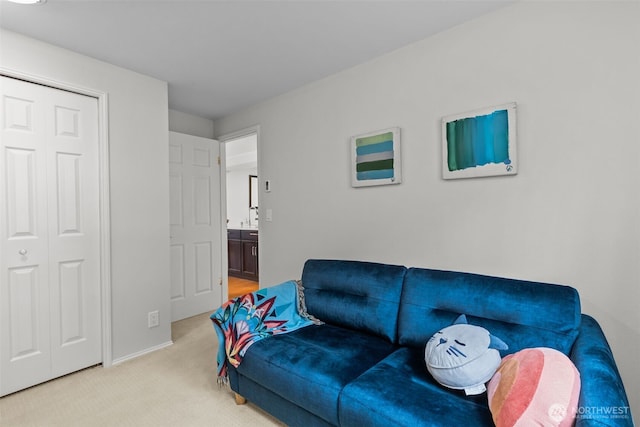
[425,314,508,395]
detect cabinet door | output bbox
[241,241,258,279]
[228,239,243,277]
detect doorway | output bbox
[220,129,259,299]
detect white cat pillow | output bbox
[425,314,508,395]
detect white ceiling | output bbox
[0,0,515,121]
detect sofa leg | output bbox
[234,393,247,405]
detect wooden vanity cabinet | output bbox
[227,229,242,277]
[228,229,258,281]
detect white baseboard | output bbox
[111,340,174,366]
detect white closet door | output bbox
[0,76,101,396]
[169,131,222,321]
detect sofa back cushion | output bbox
[398,268,581,355]
[301,259,407,343]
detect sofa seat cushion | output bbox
[339,347,494,427]
[236,323,397,426]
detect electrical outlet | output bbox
[148,310,159,328]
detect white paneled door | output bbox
[0,76,101,396]
[169,132,222,321]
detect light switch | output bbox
[266,209,273,222]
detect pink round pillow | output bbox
[487,347,580,427]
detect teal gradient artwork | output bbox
[446,109,510,172]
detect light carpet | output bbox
[0,312,283,427]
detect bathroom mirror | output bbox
[249,175,258,208]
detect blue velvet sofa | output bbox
[224,259,633,426]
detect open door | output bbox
[169,131,223,321]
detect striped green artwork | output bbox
[355,131,394,181]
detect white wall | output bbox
[226,167,258,228]
[225,134,258,228]
[215,2,639,421]
[168,109,214,139]
[1,29,172,361]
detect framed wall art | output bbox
[351,127,401,187]
[442,103,517,180]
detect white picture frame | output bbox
[350,127,402,187]
[442,103,517,180]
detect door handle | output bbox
[19,249,28,256]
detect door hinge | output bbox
[217,156,221,165]
[219,278,223,286]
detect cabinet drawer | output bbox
[228,229,241,239]
[241,230,259,241]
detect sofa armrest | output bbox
[570,315,633,426]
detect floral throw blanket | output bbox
[210,280,321,383]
